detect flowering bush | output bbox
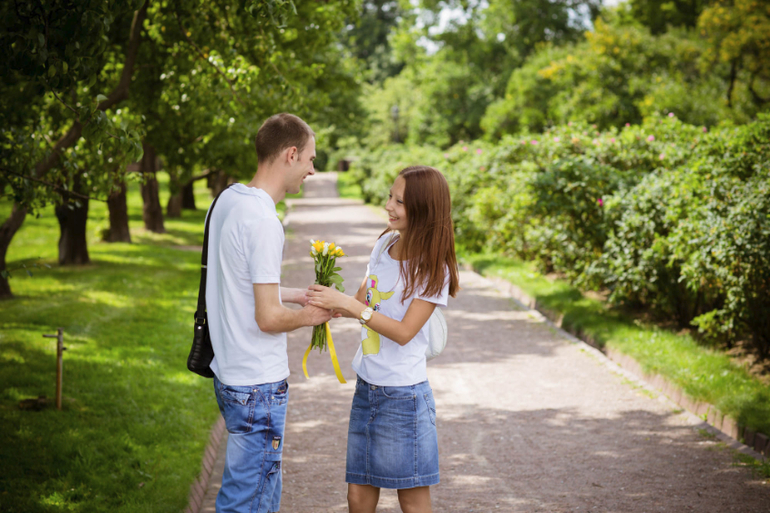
[347,113,770,358]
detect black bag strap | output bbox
[195,184,235,324]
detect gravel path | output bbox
[201,172,770,513]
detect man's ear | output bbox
[286,146,298,164]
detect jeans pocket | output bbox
[256,461,282,513]
[382,385,416,400]
[219,384,252,406]
[216,384,254,434]
[423,393,436,426]
[270,380,289,406]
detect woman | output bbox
[307,165,460,513]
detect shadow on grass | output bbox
[0,240,219,512]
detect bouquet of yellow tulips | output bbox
[309,239,345,352]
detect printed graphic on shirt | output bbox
[362,275,395,355]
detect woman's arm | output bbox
[306,285,436,346]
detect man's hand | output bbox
[303,304,334,326]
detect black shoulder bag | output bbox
[187,184,233,378]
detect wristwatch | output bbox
[358,307,374,326]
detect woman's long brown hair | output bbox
[383,166,459,303]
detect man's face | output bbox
[288,137,316,194]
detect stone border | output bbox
[185,417,226,513]
[478,270,769,461]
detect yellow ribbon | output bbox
[302,322,347,384]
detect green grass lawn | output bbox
[335,170,362,199]
[0,175,298,512]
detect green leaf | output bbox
[96,94,108,103]
[48,66,56,78]
[62,61,68,73]
[1,270,8,279]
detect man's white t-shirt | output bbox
[206,184,288,386]
[351,235,449,386]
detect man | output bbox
[206,113,332,512]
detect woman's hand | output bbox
[306,285,361,318]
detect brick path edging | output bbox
[185,417,226,513]
[479,270,769,461]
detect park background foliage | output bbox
[334,0,770,362]
[2,0,770,510]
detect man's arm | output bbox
[281,287,309,306]
[255,283,331,333]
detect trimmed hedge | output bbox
[346,113,770,358]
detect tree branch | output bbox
[726,57,739,108]
[748,70,770,105]
[32,1,149,181]
[185,168,213,186]
[174,10,245,107]
[49,87,79,116]
[98,1,149,112]
[1,167,107,202]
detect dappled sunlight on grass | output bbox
[0,175,221,512]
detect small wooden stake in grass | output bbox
[43,328,65,410]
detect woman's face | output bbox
[386,176,407,232]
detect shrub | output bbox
[347,113,770,359]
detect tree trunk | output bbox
[56,187,90,266]
[166,170,182,218]
[209,170,230,198]
[0,204,29,299]
[140,142,165,233]
[167,191,183,218]
[104,182,131,242]
[182,181,196,210]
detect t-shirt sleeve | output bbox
[416,267,450,308]
[242,216,284,284]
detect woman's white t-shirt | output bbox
[351,234,449,386]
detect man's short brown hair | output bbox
[254,113,315,164]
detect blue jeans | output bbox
[214,377,288,513]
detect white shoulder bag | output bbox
[375,234,448,361]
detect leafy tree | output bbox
[0,0,362,298]
[1,1,147,296]
[628,0,708,34]
[698,0,770,110]
[359,0,600,147]
[480,17,747,138]
[483,0,602,64]
[342,0,405,84]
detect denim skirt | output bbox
[345,376,440,489]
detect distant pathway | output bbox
[200,172,770,512]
